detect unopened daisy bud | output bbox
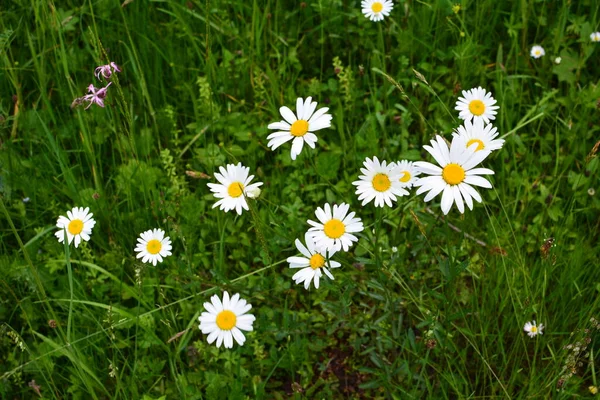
[554,57,562,64]
[246,186,262,199]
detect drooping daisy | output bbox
[530,45,545,59]
[361,0,393,22]
[452,119,504,154]
[352,156,408,207]
[524,320,544,338]
[394,160,421,189]
[307,203,364,252]
[55,207,96,248]
[414,136,495,215]
[591,32,600,42]
[267,97,332,160]
[287,233,341,290]
[207,163,264,215]
[198,291,255,348]
[134,228,172,266]
[455,87,499,124]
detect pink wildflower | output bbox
[94,62,121,80]
[83,82,112,109]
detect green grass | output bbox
[1,0,600,398]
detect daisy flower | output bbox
[134,228,173,266]
[530,45,545,59]
[394,160,421,189]
[55,207,96,248]
[207,163,264,215]
[198,291,255,348]
[361,0,393,22]
[352,156,408,207]
[524,320,544,338]
[591,32,600,42]
[455,87,499,124]
[267,97,332,160]
[414,136,495,215]
[307,203,364,252]
[287,233,341,290]
[452,119,504,153]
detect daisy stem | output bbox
[247,196,271,265]
[374,206,382,270]
[63,234,74,343]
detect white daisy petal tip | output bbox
[267,97,331,160]
[55,206,96,248]
[198,291,255,348]
[134,228,172,266]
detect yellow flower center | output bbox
[67,219,83,235]
[227,182,244,198]
[466,139,485,151]
[468,99,485,116]
[442,163,465,185]
[146,239,162,255]
[371,2,383,12]
[400,171,411,183]
[290,120,309,137]
[530,326,537,333]
[535,50,541,55]
[216,310,237,330]
[323,219,345,239]
[309,254,326,270]
[372,173,391,192]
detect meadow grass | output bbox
[1,0,600,398]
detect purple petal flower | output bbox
[94,61,122,80]
[83,82,112,109]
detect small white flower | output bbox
[414,135,495,215]
[55,207,96,248]
[207,163,263,215]
[352,156,409,207]
[198,291,255,348]
[554,57,562,64]
[307,203,364,252]
[530,45,545,59]
[267,97,332,160]
[361,0,394,22]
[591,32,600,42]
[453,119,504,153]
[134,228,172,266]
[524,320,544,337]
[287,233,341,290]
[455,87,499,124]
[391,246,398,253]
[394,160,421,188]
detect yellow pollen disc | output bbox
[531,326,537,333]
[309,254,326,270]
[216,310,237,330]
[468,99,485,116]
[372,173,391,192]
[371,2,383,12]
[68,219,83,235]
[146,239,162,255]
[323,219,345,239]
[442,163,465,185]
[400,171,411,183]
[535,50,540,55]
[466,138,485,151]
[227,182,244,198]
[290,120,309,137]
